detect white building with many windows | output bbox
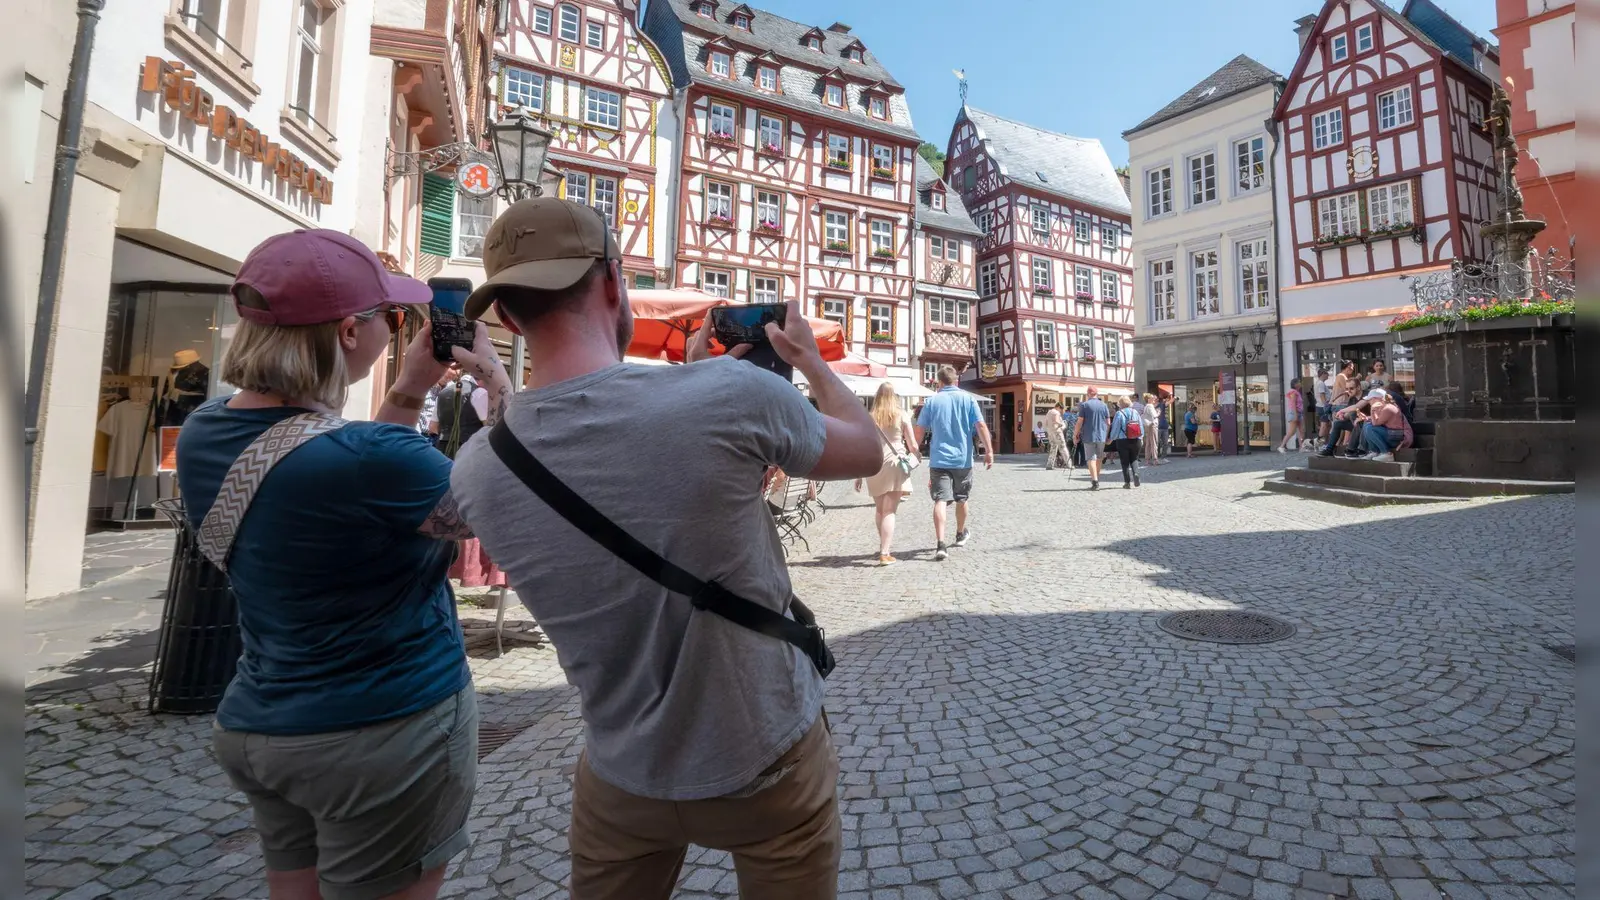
[1124,55,1285,451]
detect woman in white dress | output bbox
[855,382,919,565]
[1140,393,1162,465]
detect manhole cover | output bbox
[1158,610,1296,645]
[477,722,534,761]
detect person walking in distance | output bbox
[916,365,995,561]
[448,199,883,900]
[1277,380,1304,453]
[1044,401,1067,470]
[1182,403,1200,458]
[1109,395,1143,488]
[1072,387,1111,490]
[177,230,513,900]
[1140,393,1160,467]
[1313,367,1334,444]
[855,382,919,565]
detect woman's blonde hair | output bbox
[1118,395,1133,408]
[871,382,904,433]
[220,318,351,410]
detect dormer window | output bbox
[732,13,750,29]
[802,30,824,51]
[709,51,730,77]
[693,1,714,18]
[848,48,863,63]
[758,66,777,91]
[932,192,945,210]
[826,83,843,107]
[869,96,886,119]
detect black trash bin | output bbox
[149,499,241,714]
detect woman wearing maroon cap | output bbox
[175,230,511,900]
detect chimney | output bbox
[827,22,851,33]
[1294,14,1318,49]
[1119,172,1132,200]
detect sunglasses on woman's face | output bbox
[357,306,407,334]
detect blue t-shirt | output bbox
[1076,399,1111,443]
[917,387,982,470]
[176,398,470,735]
[1110,407,1139,441]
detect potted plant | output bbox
[870,332,893,344]
[707,129,736,146]
[1074,290,1094,300]
[755,218,782,236]
[871,165,894,179]
[872,246,896,259]
[759,141,784,157]
[827,157,851,171]
[1033,286,1054,296]
[1079,351,1096,362]
[705,211,733,227]
[824,239,851,253]
[1037,350,1056,360]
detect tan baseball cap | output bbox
[464,197,621,320]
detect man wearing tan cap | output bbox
[450,198,883,898]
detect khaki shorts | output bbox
[212,686,478,900]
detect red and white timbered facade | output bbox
[496,0,676,283]
[645,0,921,380]
[910,156,983,387]
[1273,0,1499,383]
[945,107,1134,449]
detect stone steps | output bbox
[1261,480,1454,507]
[1271,463,1574,504]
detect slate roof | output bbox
[1124,55,1283,137]
[1399,0,1498,72]
[644,0,919,141]
[913,155,983,237]
[962,108,1132,217]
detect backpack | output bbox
[1123,410,1142,439]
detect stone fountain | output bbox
[1478,86,1547,300]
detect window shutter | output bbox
[420,173,455,257]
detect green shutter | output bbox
[420,173,455,257]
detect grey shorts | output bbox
[1082,441,1105,459]
[928,467,973,502]
[213,686,479,900]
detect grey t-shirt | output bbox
[1076,398,1111,443]
[450,359,827,801]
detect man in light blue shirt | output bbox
[915,365,995,561]
[1072,387,1112,490]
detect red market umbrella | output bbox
[828,351,888,377]
[626,290,846,363]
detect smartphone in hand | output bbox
[427,277,476,364]
[710,304,791,381]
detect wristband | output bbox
[385,389,426,410]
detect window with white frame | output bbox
[1468,95,1486,128]
[1234,136,1265,192]
[758,114,782,152]
[503,68,545,110]
[1191,249,1220,316]
[1356,23,1373,53]
[870,96,886,119]
[753,275,779,304]
[705,181,733,222]
[1238,238,1271,309]
[869,303,893,340]
[978,260,997,296]
[1100,223,1118,251]
[732,12,750,28]
[709,50,730,77]
[701,269,730,298]
[1188,152,1217,206]
[976,211,992,235]
[825,83,843,107]
[584,87,621,128]
[824,210,849,247]
[1377,86,1414,130]
[847,46,864,63]
[1149,259,1176,323]
[708,102,735,140]
[586,20,604,48]
[929,296,953,326]
[289,0,329,129]
[758,66,777,91]
[805,34,822,50]
[1075,326,1094,358]
[565,171,588,204]
[1032,205,1050,239]
[1104,331,1121,365]
[1330,33,1348,62]
[1074,218,1090,243]
[1032,258,1051,292]
[822,297,848,329]
[1367,181,1414,231]
[1317,191,1361,240]
[957,298,971,325]
[591,176,617,227]
[982,324,1002,360]
[1312,109,1344,150]
[945,238,960,260]
[1035,321,1056,355]
[532,6,551,33]
[1074,266,1093,297]
[456,194,493,258]
[693,0,713,16]
[1100,270,1118,303]
[870,219,893,256]
[558,3,580,42]
[931,192,945,210]
[930,235,944,258]
[755,190,781,230]
[872,144,893,174]
[923,362,939,384]
[827,133,849,167]
[1147,166,1173,217]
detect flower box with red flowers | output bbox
[826,158,852,172]
[754,220,783,237]
[1032,287,1054,296]
[704,212,734,229]
[706,130,737,147]
[1074,291,1094,300]
[871,247,896,260]
[757,142,784,158]
[822,240,851,255]
[1079,353,1096,362]
[1037,351,1057,360]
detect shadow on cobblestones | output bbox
[28,630,161,701]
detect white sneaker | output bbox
[1361,452,1381,460]
[1276,447,1286,454]
[934,545,948,561]
[1374,452,1395,462]
[954,530,971,548]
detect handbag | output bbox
[486,422,835,678]
[879,424,918,476]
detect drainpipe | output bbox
[1265,113,1286,446]
[24,0,107,556]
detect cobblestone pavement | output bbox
[26,454,1574,899]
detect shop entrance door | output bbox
[998,392,1016,454]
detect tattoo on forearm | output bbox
[484,384,510,427]
[418,491,474,540]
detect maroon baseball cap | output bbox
[231,229,431,326]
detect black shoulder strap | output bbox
[487,422,834,677]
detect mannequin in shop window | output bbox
[158,349,211,426]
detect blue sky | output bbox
[709,0,1500,167]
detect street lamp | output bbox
[1221,325,1268,454]
[489,111,554,201]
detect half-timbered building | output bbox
[483,0,677,286]
[945,107,1134,452]
[1273,0,1499,395]
[911,156,983,389]
[644,0,921,380]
